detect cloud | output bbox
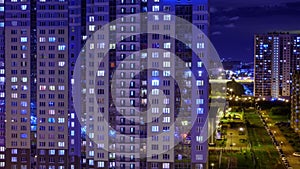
[211,31,222,36]
[229,16,240,21]
[224,23,235,28]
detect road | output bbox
[261,110,300,168]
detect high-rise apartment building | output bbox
[2,0,210,169]
[254,33,300,99]
[291,70,300,134]
[3,0,80,168]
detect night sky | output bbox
[210,0,300,62]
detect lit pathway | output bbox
[261,110,300,168]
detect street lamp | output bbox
[211,163,215,169]
[230,132,233,147]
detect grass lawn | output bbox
[269,114,289,123]
[245,112,283,169]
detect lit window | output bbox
[89,43,94,49]
[49,110,55,115]
[197,61,203,67]
[163,43,171,49]
[197,42,204,49]
[151,89,159,95]
[58,142,65,147]
[0,77,4,82]
[11,157,17,162]
[163,98,170,104]
[163,71,170,77]
[49,86,55,91]
[152,5,160,12]
[163,52,170,58]
[152,80,159,86]
[197,108,204,114]
[152,126,159,132]
[97,70,105,76]
[0,7,4,11]
[21,5,27,10]
[110,25,116,31]
[48,118,55,123]
[163,61,170,68]
[196,99,204,104]
[196,80,204,86]
[153,15,159,21]
[11,149,17,154]
[152,52,159,58]
[89,25,95,31]
[39,85,46,91]
[152,70,159,77]
[163,15,171,21]
[195,154,203,160]
[89,151,94,157]
[89,16,94,22]
[20,37,27,42]
[11,93,18,98]
[162,163,170,169]
[162,117,170,123]
[198,71,203,77]
[98,162,105,168]
[39,37,46,42]
[49,150,55,155]
[58,118,65,123]
[58,45,66,51]
[58,61,65,67]
[21,77,27,82]
[196,136,203,142]
[163,108,170,114]
[20,133,27,139]
[58,86,65,91]
[58,150,65,155]
[49,37,56,42]
[11,77,17,82]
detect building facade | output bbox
[2,0,210,168]
[254,33,300,100]
[291,71,300,134]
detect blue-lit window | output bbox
[130,7,136,14]
[49,150,55,155]
[20,133,27,138]
[48,118,55,123]
[21,109,27,114]
[21,45,27,50]
[49,102,55,107]
[0,7,4,11]
[197,108,204,114]
[152,70,159,77]
[49,37,56,42]
[21,101,27,107]
[0,22,5,27]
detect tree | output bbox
[227,79,245,96]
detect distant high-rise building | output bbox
[291,70,300,134]
[1,0,211,168]
[254,33,300,99]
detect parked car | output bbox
[292,152,300,157]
